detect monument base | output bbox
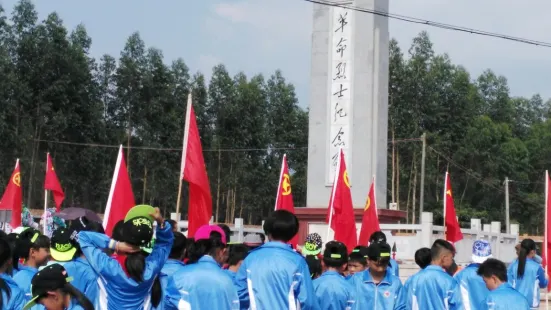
[294,208,407,245]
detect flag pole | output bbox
[546,170,549,310]
[372,175,378,217]
[176,93,192,220]
[443,171,448,238]
[274,154,286,211]
[327,149,342,242]
[43,153,49,235]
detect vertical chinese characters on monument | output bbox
[327,6,353,184]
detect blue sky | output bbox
[2,0,551,108]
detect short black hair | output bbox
[431,239,455,261]
[348,252,368,266]
[305,255,321,279]
[415,247,431,269]
[217,224,231,244]
[477,258,507,282]
[167,219,177,230]
[263,210,299,242]
[169,232,187,259]
[323,241,348,268]
[228,244,249,266]
[112,220,125,241]
[369,231,387,244]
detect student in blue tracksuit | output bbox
[351,242,403,310]
[454,239,492,310]
[224,243,249,283]
[78,206,173,310]
[397,239,463,310]
[64,219,105,309]
[368,232,400,277]
[164,224,239,310]
[13,229,50,298]
[347,249,368,277]
[235,210,319,309]
[156,231,186,310]
[313,241,354,309]
[478,258,530,309]
[0,237,26,309]
[305,255,322,280]
[507,238,548,309]
[22,263,94,310]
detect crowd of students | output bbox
[0,206,547,309]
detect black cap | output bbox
[323,241,348,264]
[23,264,72,310]
[351,245,369,258]
[369,231,387,244]
[122,216,153,246]
[367,242,391,260]
[50,228,78,262]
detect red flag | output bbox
[358,177,380,245]
[103,146,135,236]
[274,154,298,247]
[326,149,357,251]
[181,94,212,238]
[542,171,551,290]
[444,172,463,243]
[0,159,22,228]
[44,153,65,211]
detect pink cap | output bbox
[194,225,227,245]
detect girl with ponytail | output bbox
[165,224,239,309]
[0,237,26,309]
[78,206,173,310]
[507,238,548,308]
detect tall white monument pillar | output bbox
[307,0,389,209]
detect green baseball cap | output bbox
[124,205,155,223]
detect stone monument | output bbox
[296,0,403,243]
[307,0,389,210]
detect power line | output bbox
[302,0,551,48]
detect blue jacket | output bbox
[64,257,101,309]
[350,269,403,310]
[0,273,26,309]
[481,283,530,309]
[235,241,319,309]
[507,258,548,308]
[454,263,489,310]
[313,270,355,310]
[389,258,400,277]
[156,259,186,310]
[224,269,237,283]
[12,264,38,298]
[78,223,173,310]
[164,255,239,310]
[397,265,463,310]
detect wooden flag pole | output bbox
[175,93,192,220]
[546,170,549,310]
[274,154,286,211]
[43,189,48,235]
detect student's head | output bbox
[472,239,492,264]
[167,219,178,232]
[445,259,458,276]
[517,238,536,279]
[348,252,368,275]
[6,233,18,273]
[217,224,232,244]
[430,239,455,269]
[169,232,187,260]
[188,225,228,265]
[351,246,369,264]
[302,233,323,256]
[50,228,78,262]
[367,242,391,275]
[305,255,322,279]
[369,231,387,245]
[70,218,104,258]
[112,220,125,242]
[23,264,94,310]
[17,229,50,267]
[477,258,507,291]
[263,210,299,243]
[228,244,249,269]
[414,247,431,269]
[322,241,348,273]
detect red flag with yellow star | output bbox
[326,149,357,251]
[0,159,22,227]
[358,177,380,245]
[44,153,65,211]
[444,172,463,243]
[274,154,298,246]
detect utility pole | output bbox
[419,133,427,218]
[504,177,510,234]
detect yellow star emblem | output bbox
[446,189,452,196]
[343,171,350,188]
[364,197,371,211]
[12,172,20,187]
[282,174,291,196]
